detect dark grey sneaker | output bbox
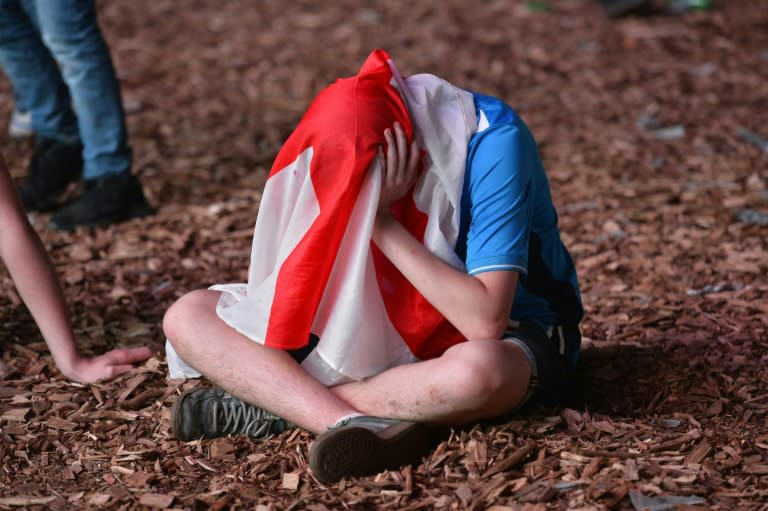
[308,416,438,484]
[171,387,293,441]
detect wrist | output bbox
[51,348,83,379]
[373,212,397,240]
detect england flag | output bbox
[167,50,479,385]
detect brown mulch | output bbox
[1,1,767,509]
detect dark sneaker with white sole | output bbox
[21,137,83,212]
[309,416,440,485]
[171,387,294,441]
[49,172,154,231]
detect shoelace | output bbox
[211,398,282,439]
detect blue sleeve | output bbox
[464,123,534,276]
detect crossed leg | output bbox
[163,289,533,433]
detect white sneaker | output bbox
[9,109,34,138]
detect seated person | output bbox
[163,49,583,484]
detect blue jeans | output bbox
[0,0,131,179]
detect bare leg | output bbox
[330,339,532,425]
[164,290,532,431]
[163,289,357,434]
[308,340,532,484]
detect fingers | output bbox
[394,122,407,178]
[382,122,415,183]
[64,347,153,383]
[378,146,386,177]
[102,346,153,366]
[377,122,420,213]
[406,140,420,184]
[384,126,397,179]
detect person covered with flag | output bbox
[162,49,584,484]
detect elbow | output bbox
[463,316,509,341]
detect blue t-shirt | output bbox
[455,93,583,360]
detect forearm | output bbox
[372,214,515,340]
[0,222,80,371]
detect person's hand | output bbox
[377,122,420,214]
[61,346,153,383]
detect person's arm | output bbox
[0,155,151,383]
[372,123,518,341]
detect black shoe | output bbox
[20,137,83,212]
[49,172,154,231]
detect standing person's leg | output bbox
[5,0,43,138]
[32,0,152,229]
[0,0,83,210]
[0,0,76,140]
[33,0,127,179]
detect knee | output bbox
[442,341,516,403]
[162,289,212,350]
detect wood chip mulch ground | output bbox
[1,1,766,509]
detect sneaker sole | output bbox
[9,126,34,138]
[308,421,435,485]
[9,114,33,138]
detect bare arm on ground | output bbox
[0,154,151,383]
